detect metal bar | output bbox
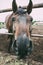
[0,3,43,13]
[22,3,43,9]
[31,34,43,37]
[0,33,13,35]
[0,8,12,13]
[0,32,43,37]
[33,3,43,8]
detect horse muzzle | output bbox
[12,34,33,59]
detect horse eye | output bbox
[31,17,33,21]
[13,29,16,33]
[12,17,16,22]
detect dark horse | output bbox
[5,0,33,59]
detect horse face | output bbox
[11,14,33,58]
[12,14,32,40]
[5,13,33,58]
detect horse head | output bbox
[5,0,33,59]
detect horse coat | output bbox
[5,12,33,58]
[5,13,32,37]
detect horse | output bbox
[5,0,33,59]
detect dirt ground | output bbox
[0,32,43,65]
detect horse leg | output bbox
[8,36,13,53]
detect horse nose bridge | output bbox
[16,35,30,58]
[17,35,29,44]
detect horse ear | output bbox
[27,0,33,14]
[12,0,17,13]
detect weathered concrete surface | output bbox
[32,24,43,34]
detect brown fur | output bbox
[5,13,32,38]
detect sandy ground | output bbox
[0,34,43,65]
